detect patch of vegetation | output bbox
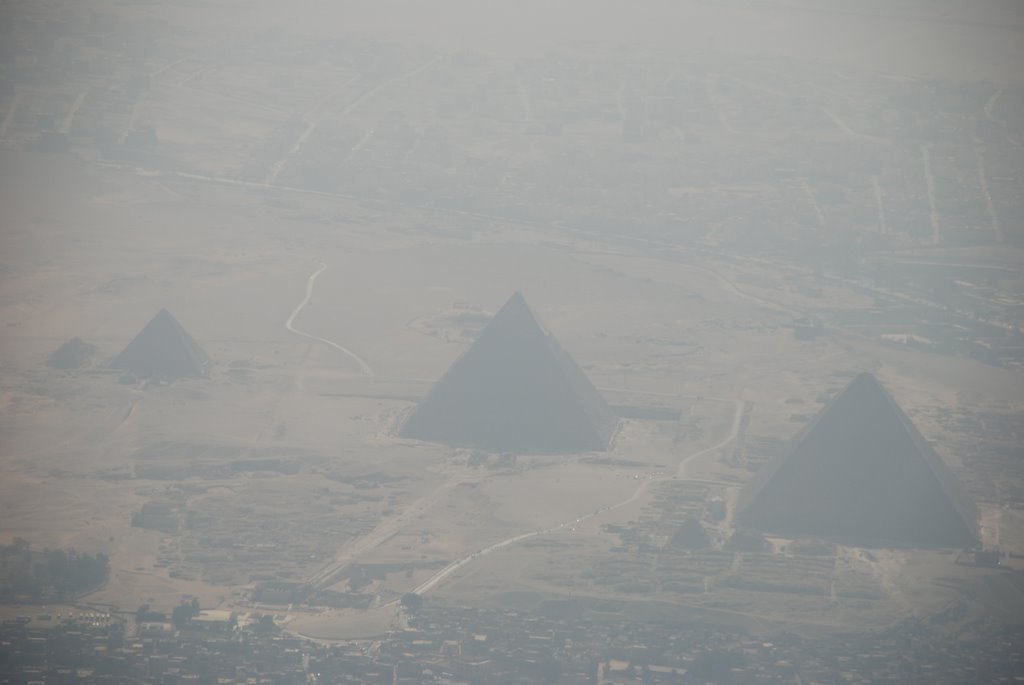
[0,539,109,602]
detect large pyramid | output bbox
[111,308,209,380]
[400,292,617,453]
[737,373,978,549]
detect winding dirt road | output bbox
[285,261,374,375]
[407,399,746,598]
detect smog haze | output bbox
[1,1,1023,682]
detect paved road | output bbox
[60,92,88,134]
[305,475,476,591]
[266,56,441,184]
[405,399,746,598]
[921,143,942,245]
[0,92,22,139]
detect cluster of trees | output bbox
[724,528,770,552]
[135,603,167,623]
[136,599,201,630]
[172,599,200,628]
[250,614,279,636]
[400,592,424,613]
[0,538,109,601]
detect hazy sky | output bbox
[224,0,1024,82]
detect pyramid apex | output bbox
[841,373,888,403]
[497,291,531,313]
[154,307,175,320]
[488,291,545,337]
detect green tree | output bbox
[400,592,424,613]
[252,614,279,636]
[172,600,199,629]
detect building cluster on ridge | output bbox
[50,293,979,550]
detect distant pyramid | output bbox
[400,292,617,453]
[737,373,978,548]
[47,336,98,369]
[111,308,209,380]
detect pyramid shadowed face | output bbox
[111,308,209,381]
[400,293,618,454]
[738,373,978,549]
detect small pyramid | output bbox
[111,308,209,380]
[737,373,978,548]
[47,337,98,369]
[400,292,617,453]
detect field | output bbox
[2,0,1023,642]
